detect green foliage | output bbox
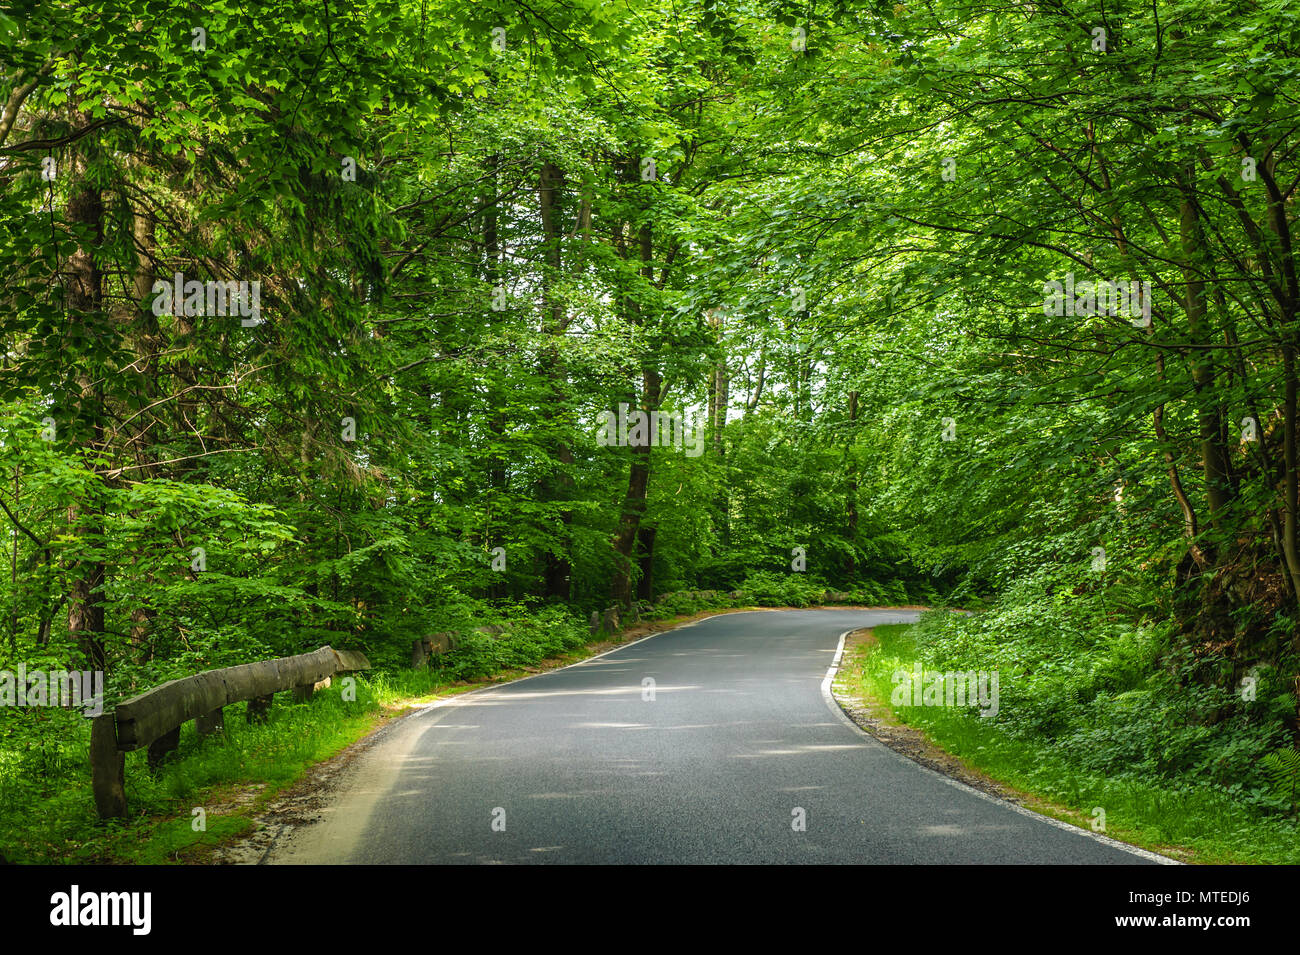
[865,592,1295,817]
[1,0,1298,864]
[436,609,589,681]
[1261,749,1300,814]
[734,571,827,608]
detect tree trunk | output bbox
[846,390,859,582]
[610,195,657,609]
[709,308,730,548]
[65,118,108,673]
[483,154,506,600]
[611,365,659,609]
[538,160,572,600]
[1180,186,1231,533]
[636,524,657,602]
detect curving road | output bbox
[268,609,1166,865]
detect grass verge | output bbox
[835,623,1300,865]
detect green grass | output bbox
[1,681,386,864]
[844,622,1300,864]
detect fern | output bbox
[1261,749,1300,814]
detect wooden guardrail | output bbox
[410,626,511,667]
[411,631,454,668]
[90,646,370,819]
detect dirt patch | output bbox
[196,709,404,865]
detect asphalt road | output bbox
[269,609,1166,864]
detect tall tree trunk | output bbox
[65,112,107,672]
[8,463,19,653]
[1284,346,1300,602]
[635,524,656,602]
[846,390,859,582]
[1180,185,1231,533]
[1256,147,1300,644]
[538,160,573,600]
[128,191,159,659]
[610,192,657,609]
[612,360,661,610]
[709,308,730,548]
[483,154,505,600]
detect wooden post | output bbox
[589,611,600,636]
[90,714,127,819]
[146,725,180,771]
[246,694,273,724]
[195,707,224,738]
[292,683,314,703]
[411,637,428,669]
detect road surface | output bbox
[268,609,1166,864]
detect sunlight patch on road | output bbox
[732,744,862,757]
[527,791,613,799]
[458,685,702,703]
[918,823,1018,836]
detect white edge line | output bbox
[821,628,1183,866]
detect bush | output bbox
[733,571,827,607]
[886,576,1295,813]
[437,606,589,681]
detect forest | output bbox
[1,0,1299,864]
